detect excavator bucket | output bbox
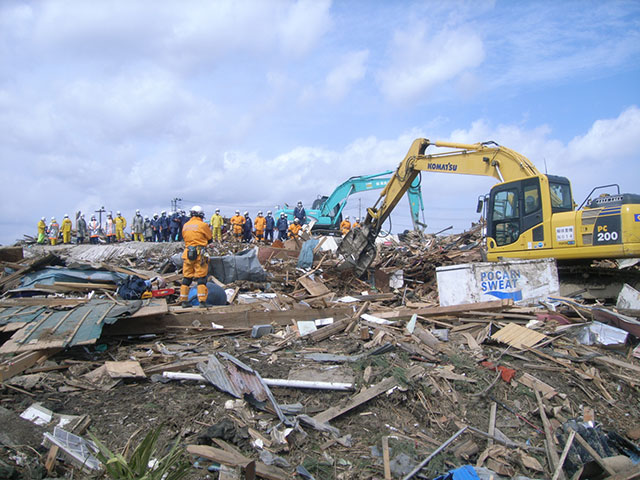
[337,225,378,277]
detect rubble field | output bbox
[1,229,640,480]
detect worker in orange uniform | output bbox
[179,206,212,308]
[209,208,224,242]
[61,214,72,244]
[115,211,127,242]
[254,211,266,242]
[230,210,245,242]
[352,218,361,229]
[288,218,302,238]
[48,217,60,245]
[340,216,351,236]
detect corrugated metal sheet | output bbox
[198,353,292,425]
[0,299,131,354]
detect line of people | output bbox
[35,200,359,247]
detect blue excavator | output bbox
[275,171,425,235]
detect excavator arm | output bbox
[339,138,542,275]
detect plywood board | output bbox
[298,276,331,297]
[491,322,546,349]
[104,360,146,379]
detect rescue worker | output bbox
[61,214,72,244]
[132,210,144,242]
[144,216,153,241]
[77,214,87,244]
[340,216,351,236]
[160,211,170,242]
[105,214,116,243]
[48,217,60,245]
[288,217,302,238]
[293,201,306,224]
[243,211,253,243]
[353,218,361,229]
[230,210,245,242]
[276,212,288,241]
[179,206,212,308]
[37,217,47,244]
[209,208,224,242]
[254,211,266,242]
[115,211,127,242]
[151,213,161,242]
[89,215,100,244]
[264,211,275,243]
[170,212,182,241]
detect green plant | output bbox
[89,426,190,480]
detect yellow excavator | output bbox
[338,138,640,276]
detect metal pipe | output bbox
[162,371,354,391]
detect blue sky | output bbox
[1,0,639,244]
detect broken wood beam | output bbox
[308,317,351,342]
[312,365,424,424]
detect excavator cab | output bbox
[486,175,572,251]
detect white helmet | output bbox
[235,210,240,214]
[244,211,249,216]
[258,211,263,215]
[51,217,56,221]
[153,213,158,217]
[161,210,166,215]
[267,211,272,215]
[215,208,220,213]
[294,218,300,223]
[136,209,140,214]
[345,216,350,220]
[280,212,286,217]
[190,205,204,218]
[356,218,360,222]
[64,213,69,218]
[41,216,45,221]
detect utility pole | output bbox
[95,206,106,227]
[171,197,182,213]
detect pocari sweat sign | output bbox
[436,258,559,307]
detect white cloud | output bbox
[324,50,368,101]
[377,26,485,103]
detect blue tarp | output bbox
[19,266,127,289]
[297,238,319,269]
[433,465,480,480]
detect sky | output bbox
[1,0,639,245]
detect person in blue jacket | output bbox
[159,211,170,242]
[264,211,275,244]
[242,211,253,243]
[151,213,161,242]
[276,212,288,241]
[170,212,182,241]
[293,201,306,224]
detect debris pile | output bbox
[1,235,640,480]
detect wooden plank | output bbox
[488,402,497,446]
[535,387,563,479]
[313,366,423,424]
[186,445,287,480]
[371,299,514,319]
[382,436,391,480]
[53,281,117,291]
[552,430,575,480]
[105,306,354,335]
[0,349,60,381]
[129,298,168,318]
[308,317,350,343]
[518,373,557,399]
[0,298,88,307]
